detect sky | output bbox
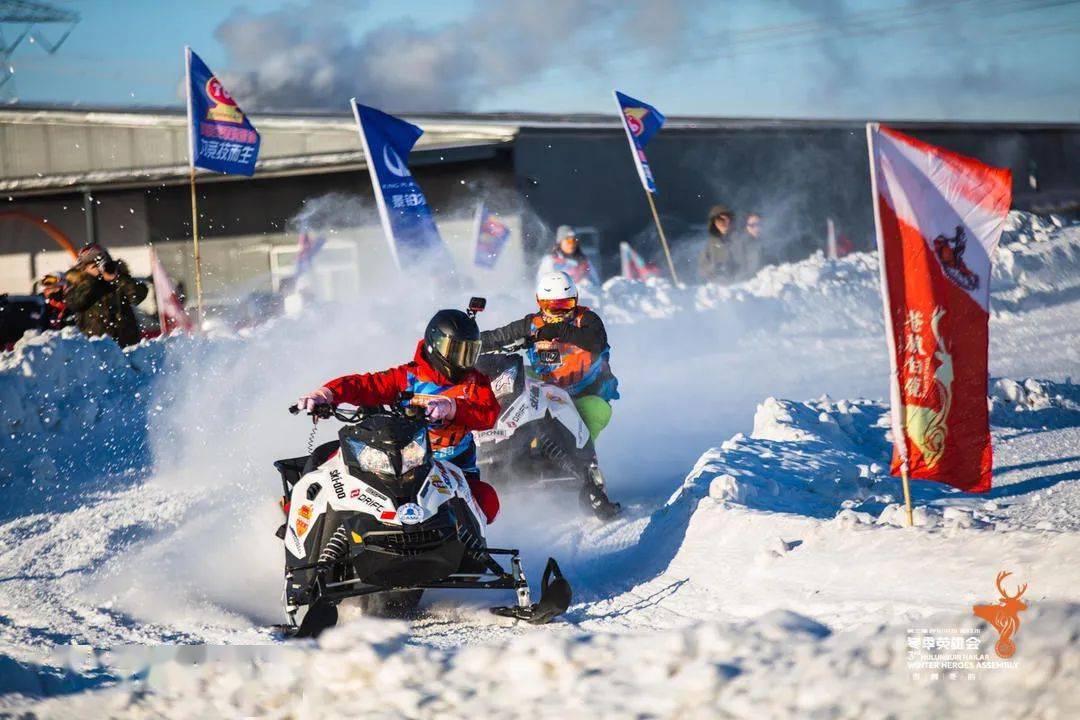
[4,0,1080,122]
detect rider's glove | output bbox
[422,396,456,423]
[297,386,334,413]
[535,323,565,342]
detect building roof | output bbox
[3,104,1078,197]
[0,106,517,196]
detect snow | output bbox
[1,210,1079,716]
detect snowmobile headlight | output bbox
[400,430,429,474]
[344,437,396,476]
[357,444,395,475]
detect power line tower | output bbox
[0,0,80,101]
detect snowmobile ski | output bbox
[491,557,572,624]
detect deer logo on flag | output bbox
[972,571,1028,658]
[933,225,980,292]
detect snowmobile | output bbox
[474,350,621,519]
[273,398,572,638]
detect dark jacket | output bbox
[481,308,619,401]
[64,264,148,347]
[698,234,735,282]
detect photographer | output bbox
[64,243,148,348]
[37,271,72,329]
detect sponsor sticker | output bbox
[298,504,312,520]
[296,518,309,536]
[350,488,361,499]
[356,490,385,512]
[287,527,304,557]
[397,503,424,525]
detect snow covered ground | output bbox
[1,212,1078,717]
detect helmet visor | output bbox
[538,297,577,316]
[431,333,481,370]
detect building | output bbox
[2,104,1079,312]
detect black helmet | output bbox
[423,309,481,382]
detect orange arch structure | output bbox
[0,211,79,258]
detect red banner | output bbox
[868,124,1011,493]
[150,248,194,335]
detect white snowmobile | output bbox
[273,398,572,638]
[474,351,621,519]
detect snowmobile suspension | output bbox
[318,525,350,564]
[535,430,586,481]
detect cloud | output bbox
[213,0,704,113]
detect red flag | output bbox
[619,241,662,280]
[868,124,1011,493]
[150,248,194,334]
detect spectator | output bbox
[37,271,71,329]
[698,204,736,283]
[537,225,600,286]
[64,243,148,348]
[731,212,765,280]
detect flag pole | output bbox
[184,46,204,331]
[612,90,679,285]
[867,122,913,528]
[645,191,679,284]
[901,464,914,527]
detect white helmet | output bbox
[536,271,578,301]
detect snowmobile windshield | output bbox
[431,334,481,370]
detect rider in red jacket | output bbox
[298,310,502,523]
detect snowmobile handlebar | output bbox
[288,394,427,424]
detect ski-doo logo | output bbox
[529,385,541,409]
[932,225,979,292]
[330,469,346,500]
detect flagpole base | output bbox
[901,465,914,527]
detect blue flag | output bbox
[351,101,450,270]
[186,47,260,176]
[472,202,512,269]
[614,90,665,194]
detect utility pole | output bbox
[0,0,80,100]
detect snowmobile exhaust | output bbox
[491,557,572,624]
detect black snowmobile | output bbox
[273,399,572,638]
[474,351,621,518]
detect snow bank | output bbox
[0,328,234,498]
[599,210,1080,329]
[599,250,882,337]
[9,602,1078,718]
[0,328,162,489]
